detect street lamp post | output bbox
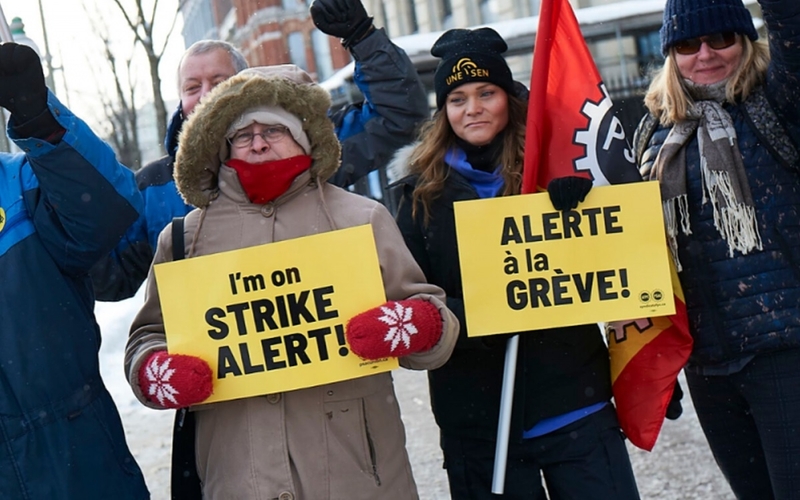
[36,0,57,93]
[9,17,42,56]
[1,16,47,153]
[0,2,11,42]
[0,2,9,153]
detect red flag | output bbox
[607,262,692,451]
[525,0,693,451]
[524,0,641,194]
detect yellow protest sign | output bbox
[454,181,674,337]
[154,224,397,403]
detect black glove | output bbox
[0,43,48,123]
[310,0,374,49]
[0,43,61,141]
[547,176,593,211]
[665,379,683,420]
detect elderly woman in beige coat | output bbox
[124,65,459,500]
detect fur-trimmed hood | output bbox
[386,142,418,185]
[174,65,341,208]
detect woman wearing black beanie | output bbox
[637,0,800,497]
[392,27,640,499]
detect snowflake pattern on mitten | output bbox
[346,299,443,360]
[378,301,419,352]
[138,351,213,409]
[143,355,179,407]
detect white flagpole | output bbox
[491,333,520,494]
[0,2,12,43]
[0,2,11,154]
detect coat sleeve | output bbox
[11,92,142,276]
[393,181,493,351]
[124,221,173,410]
[368,202,459,370]
[328,28,429,188]
[762,0,800,132]
[90,158,186,302]
[89,214,153,301]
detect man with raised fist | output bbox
[310,0,429,189]
[0,42,148,498]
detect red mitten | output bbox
[346,299,443,360]
[138,351,213,409]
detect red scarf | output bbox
[226,155,312,204]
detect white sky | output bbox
[3,0,186,129]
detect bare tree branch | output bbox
[110,0,141,39]
[158,6,181,56]
[149,0,162,32]
[83,1,142,169]
[107,0,179,153]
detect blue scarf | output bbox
[445,148,504,199]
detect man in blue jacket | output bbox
[91,0,429,301]
[0,42,148,498]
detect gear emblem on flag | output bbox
[573,83,637,185]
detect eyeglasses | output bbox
[673,32,738,55]
[228,125,289,148]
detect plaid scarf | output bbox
[650,80,762,271]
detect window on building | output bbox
[440,0,453,30]
[407,0,419,33]
[283,0,297,11]
[214,0,233,22]
[636,30,663,75]
[480,0,499,23]
[311,30,334,82]
[530,0,541,17]
[181,0,216,46]
[288,32,309,71]
[377,0,391,37]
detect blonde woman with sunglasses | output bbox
[636,0,800,498]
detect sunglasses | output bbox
[673,32,738,55]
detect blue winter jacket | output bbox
[90,27,428,301]
[639,0,800,366]
[0,94,149,499]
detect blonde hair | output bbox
[644,35,770,125]
[409,93,527,224]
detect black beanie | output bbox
[432,27,515,110]
[660,0,758,56]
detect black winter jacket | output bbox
[394,170,611,441]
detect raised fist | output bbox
[138,351,213,409]
[0,43,47,122]
[310,0,374,48]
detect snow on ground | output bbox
[96,293,733,499]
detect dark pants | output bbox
[441,405,640,500]
[686,348,800,500]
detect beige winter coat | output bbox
[124,66,458,500]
